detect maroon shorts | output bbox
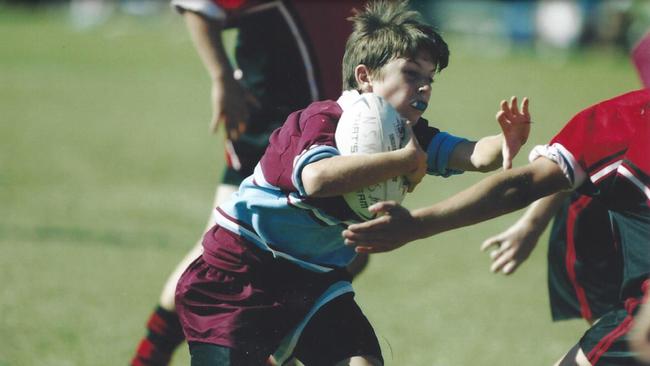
[175,225,352,356]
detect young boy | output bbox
[130,2,367,365]
[343,88,650,365]
[175,1,531,364]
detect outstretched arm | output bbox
[481,192,568,275]
[448,97,530,172]
[343,157,570,253]
[183,11,258,140]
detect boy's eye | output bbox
[404,70,434,86]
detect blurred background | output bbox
[1,1,648,365]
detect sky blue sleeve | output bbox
[292,145,340,196]
[426,132,468,177]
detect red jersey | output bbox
[530,89,650,297]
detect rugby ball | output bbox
[335,93,409,221]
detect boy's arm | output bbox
[342,157,570,253]
[183,10,257,140]
[448,97,530,172]
[302,125,427,197]
[480,191,568,274]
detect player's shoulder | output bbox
[299,100,344,124]
[592,89,650,117]
[272,100,342,142]
[564,89,650,130]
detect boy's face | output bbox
[367,49,435,123]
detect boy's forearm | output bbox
[517,191,569,236]
[411,159,569,238]
[302,150,416,197]
[448,135,503,172]
[469,134,503,172]
[183,11,233,82]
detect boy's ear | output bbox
[354,64,372,93]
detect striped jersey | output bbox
[530,89,650,297]
[211,90,468,272]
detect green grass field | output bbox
[0,6,642,366]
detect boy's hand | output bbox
[480,219,540,275]
[497,96,530,169]
[343,201,418,253]
[210,77,260,141]
[402,123,427,192]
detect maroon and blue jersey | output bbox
[212,91,467,271]
[530,89,650,298]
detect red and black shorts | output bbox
[579,280,649,365]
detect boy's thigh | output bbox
[293,293,383,366]
[189,341,268,366]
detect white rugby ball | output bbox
[335,93,409,221]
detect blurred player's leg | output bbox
[630,280,650,363]
[554,344,591,366]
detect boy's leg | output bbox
[293,293,382,366]
[189,342,270,366]
[553,344,591,366]
[130,305,186,366]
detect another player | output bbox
[343,89,650,365]
[482,191,622,324]
[129,1,365,365]
[174,1,531,364]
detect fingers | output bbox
[521,97,530,119]
[496,110,507,125]
[354,245,390,254]
[502,260,518,275]
[509,96,519,116]
[498,96,530,122]
[368,201,398,215]
[481,236,520,275]
[490,246,514,273]
[225,116,248,141]
[499,100,512,122]
[481,235,502,252]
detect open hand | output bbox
[497,96,530,170]
[210,77,260,140]
[480,219,540,275]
